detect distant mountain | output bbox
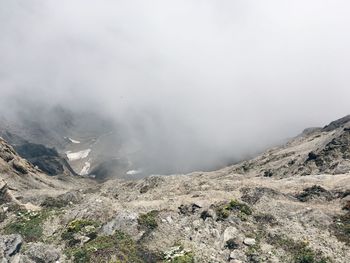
[0,105,134,180]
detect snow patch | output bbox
[64,137,81,144]
[68,138,80,144]
[126,169,142,175]
[80,161,91,175]
[66,149,91,161]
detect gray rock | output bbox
[229,250,246,261]
[12,159,28,174]
[243,238,256,246]
[25,242,60,263]
[223,226,238,243]
[229,251,238,259]
[0,179,7,193]
[102,211,139,237]
[0,234,23,259]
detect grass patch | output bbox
[3,210,51,242]
[66,230,160,263]
[62,219,100,247]
[228,199,253,215]
[171,252,195,263]
[294,247,329,263]
[268,234,331,263]
[137,210,159,231]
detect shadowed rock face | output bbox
[90,159,129,181]
[15,143,59,159]
[1,131,76,176]
[295,185,334,202]
[14,143,64,176]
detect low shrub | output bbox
[216,199,252,221]
[137,210,159,230]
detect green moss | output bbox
[216,199,252,221]
[228,199,252,215]
[294,248,315,263]
[66,231,161,263]
[66,219,99,233]
[3,210,51,242]
[171,252,195,263]
[294,247,329,263]
[62,219,100,247]
[216,206,230,220]
[137,210,159,230]
[72,249,90,263]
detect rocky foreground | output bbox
[1,117,350,262]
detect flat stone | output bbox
[243,238,256,246]
[223,226,239,242]
[166,216,173,224]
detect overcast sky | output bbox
[1,1,350,173]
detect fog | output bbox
[1,0,350,174]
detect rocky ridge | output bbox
[230,116,350,178]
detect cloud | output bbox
[1,0,350,173]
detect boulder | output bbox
[0,234,23,259]
[25,242,61,263]
[223,226,239,243]
[12,159,28,174]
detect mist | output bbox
[1,0,350,174]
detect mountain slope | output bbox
[0,116,349,262]
[229,116,350,178]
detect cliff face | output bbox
[0,117,349,263]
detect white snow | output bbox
[64,137,81,144]
[80,161,91,175]
[126,169,142,175]
[66,149,91,161]
[68,138,80,144]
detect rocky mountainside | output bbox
[0,116,349,262]
[230,115,350,178]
